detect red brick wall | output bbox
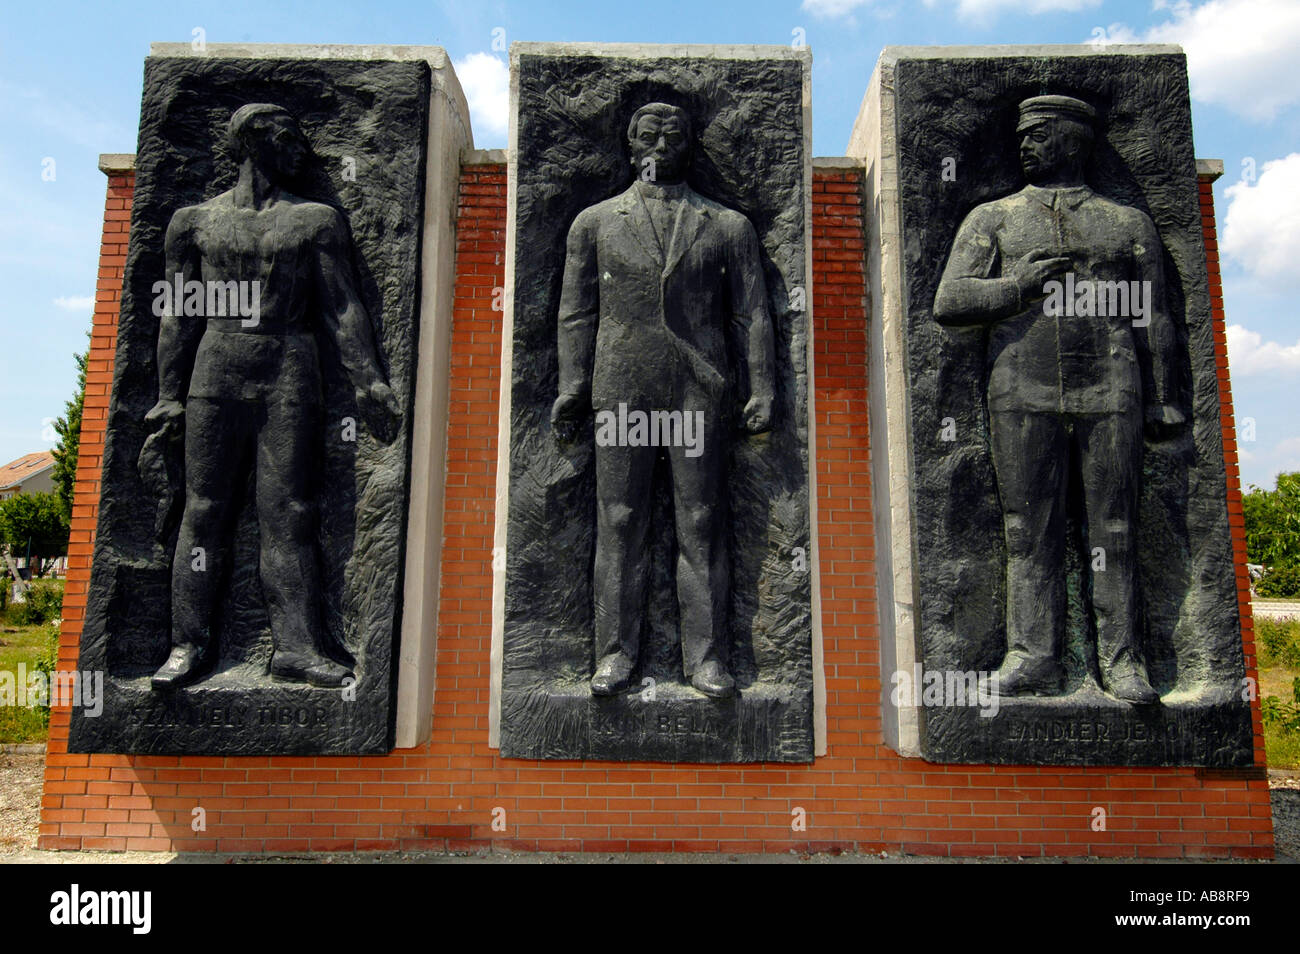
[37,162,1272,858]
[1203,174,1268,771]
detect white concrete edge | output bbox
[881,60,923,759]
[98,153,135,174]
[813,156,864,170]
[510,41,811,62]
[877,43,1184,62]
[487,59,520,750]
[149,42,453,66]
[801,56,827,759]
[848,57,921,758]
[394,54,473,748]
[1195,158,1224,180]
[465,149,507,165]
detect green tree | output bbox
[1242,472,1300,570]
[51,336,88,522]
[0,491,70,578]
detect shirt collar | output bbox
[1021,182,1094,211]
[635,179,690,201]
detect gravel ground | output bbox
[0,751,43,855]
[2,751,1296,863]
[1269,772,1300,863]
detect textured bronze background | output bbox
[68,56,429,755]
[501,51,814,762]
[895,52,1252,765]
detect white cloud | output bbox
[1094,1,1300,121]
[1221,153,1300,291]
[801,0,874,16]
[0,80,133,153]
[1226,324,1300,375]
[52,295,94,312]
[1267,436,1300,480]
[923,0,1100,23]
[1273,436,1300,457]
[1089,22,1141,43]
[454,52,509,145]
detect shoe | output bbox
[1105,666,1160,705]
[151,644,212,690]
[270,650,354,688]
[992,653,1062,697]
[591,653,635,696]
[691,660,735,698]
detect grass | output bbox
[1257,617,1300,770]
[0,581,63,744]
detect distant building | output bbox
[0,451,55,500]
[0,451,64,579]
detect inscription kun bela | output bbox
[591,709,724,736]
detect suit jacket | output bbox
[557,181,774,413]
[934,184,1177,416]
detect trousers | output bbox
[170,394,324,660]
[988,407,1145,680]
[592,407,727,677]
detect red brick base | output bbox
[36,160,1271,858]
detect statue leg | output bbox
[989,409,1069,694]
[1079,409,1156,703]
[591,437,654,694]
[153,397,249,689]
[256,397,352,688]
[668,410,731,696]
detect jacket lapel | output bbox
[615,186,665,270]
[664,193,707,279]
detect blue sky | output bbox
[0,0,1296,490]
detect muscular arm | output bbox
[315,208,389,393]
[155,208,203,404]
[314,207,400,441]
[727,215,775,431]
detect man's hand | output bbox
[551,391,586,444]
[357,381,402,444]
[144,398,185,435]
[1009,250,1072,304]
[743,393,773,434]
[1145,403,1187,440]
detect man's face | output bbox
[629,113,690,183]
[1018,118,1073,183]
[245,113,307,182]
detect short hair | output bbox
[227,103,295,162]
[626,102,692,146]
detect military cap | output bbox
[1016,95,1097,131]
